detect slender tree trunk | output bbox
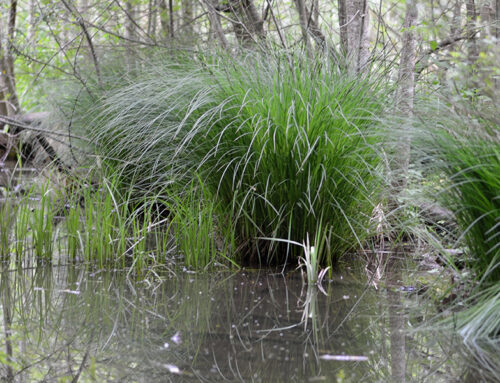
[159,0,169,40]
[339,0,370,72]
[151,0,158,38]
[450,0,461,42]
[312,0,319,26]
[466,0,478,65]
[204,0,229,49]
[496,0,500,41]
[338,0,348,54]
[217,0,265,47]
[392,0,418,195]
[183,0,194,39]
[295,0,312,56]
[126,0,136,42]
[169,0,174,39]
[147,0,154,36]
[0,0,20,129]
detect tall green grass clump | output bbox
[197,55,387,264]
[413,92,500,376]
[58,52,388,266]
[413,95,499,284]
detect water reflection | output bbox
[0,264,486,382]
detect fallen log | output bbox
[0,113,72,174]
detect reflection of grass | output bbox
[2,263,474,382]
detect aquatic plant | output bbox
[411,90,500,380]
[198,55,387,265]
[163,178,236,269]
[412,95,500,285]
[0,196,16,260]
[31,183,55,260]
[62,52,388,266]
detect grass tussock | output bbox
[410,90,500,378]
[413,95,499,285]
[60,52,389,266]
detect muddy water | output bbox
[0,264,481,383]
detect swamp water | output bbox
[0,164,493,382]
[0,265,484,383]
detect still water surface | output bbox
[0,264,483,382]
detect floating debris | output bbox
[171,331,181,345]
[163,364,182,374]
[319,354,369,362]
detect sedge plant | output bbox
[64,51,388,267]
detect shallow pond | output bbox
[0,263,488,382]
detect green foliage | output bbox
[164,178,236,269]
[58,52,388,266]
[198,55,387,264]
[413,95,500,285]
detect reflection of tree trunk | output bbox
[1,266,15,381]
[387,258,406,383]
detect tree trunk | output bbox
[169,0,174,39]
[294,0,312,56]
[183,0,194,39]
[466,0,478,65]
[339,0,370,73]
[496,0,500,41]
[204,0,229,49]
[450,0,461,44]
[216,0,265,47]
[126,0,136,42]
[338,0,348,54]
[0,0,20,129]
[392,0,418,195]
[312,0,319,26]
[159,0,169,40]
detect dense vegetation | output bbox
[0,0,499,380]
